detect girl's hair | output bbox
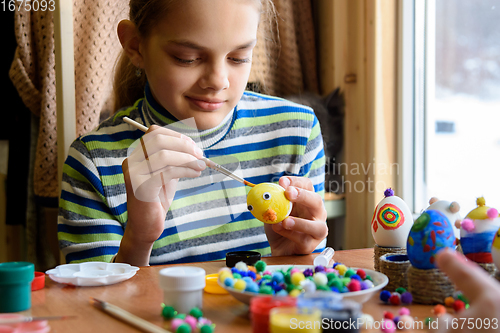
[113,0,277,112]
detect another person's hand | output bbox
[265,176,328,256]
[117,125,206,265]
[432,248,500,332]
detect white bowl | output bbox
[46,262,139,286]
[218,265,388,305]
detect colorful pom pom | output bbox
[444,296,455,307]
[356,269,366,279]
[399,307,410,316]
[487,208,498,219]
[254,260,266,272]
[383,311,395,320]
[380,290,392,303]
[461,219,475,232]
[347,280,361,292]
[453,300,466,313]
[401,291,413,304]
[433,304,447,317]
[384,188,394,197]
[389,293,401,306]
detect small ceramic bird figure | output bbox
[246,183,292,224]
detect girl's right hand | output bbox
[117,125,206,265]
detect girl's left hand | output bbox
[264,176,328,256]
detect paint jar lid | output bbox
[159,266,206,292]
[250,296,297,316]
[226,251,261,267]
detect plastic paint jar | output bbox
[0,262,35,313]
[269,307,322,333]
[250,296,297,333]
[159,266,206,314]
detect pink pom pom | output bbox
[399,307,410,316]
[170,318,184,331]
[461,219,475,232]
[184,316,198,331]
[290,268,301,275]
[487,208,498,219]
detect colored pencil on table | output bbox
[89,298,171,333]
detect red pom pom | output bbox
[389,294,401,305]
[356,269,366,280]
[383,311,395,320]
[453,300,466,313]
[347,280,361,292]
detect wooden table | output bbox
[28,249,438,332]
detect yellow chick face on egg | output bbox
[492,227,500,271]
[247,183,292,224]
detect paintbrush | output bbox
[123,116,255,187]
[0,315,76,325]
[89,298,171,333]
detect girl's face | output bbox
[139,0,260,130]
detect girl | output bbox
[58,0,328,266]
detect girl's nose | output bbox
[199,61,229,91]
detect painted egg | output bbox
[407,210,456,269]
[247,183,292,224]
[492,227,500,271]
[371,188,413,248]
[460,197,500,263]
[426,198,461,239]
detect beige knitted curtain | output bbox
[9,0,319,200]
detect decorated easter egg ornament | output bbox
[407,210,455,269]
[247,183,292,224]
[371,188,413,247]
[461,197,500,263]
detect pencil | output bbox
[89,298,171,333]
[123,116,255,187]
[0,315,76,325]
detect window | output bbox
[401,0,500,215]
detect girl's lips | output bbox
[186,96,226,111]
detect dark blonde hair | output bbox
[113,0,277,112]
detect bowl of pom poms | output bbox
[218,260,388,305]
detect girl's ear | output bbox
[117,20,144,68]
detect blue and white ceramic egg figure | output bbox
[426,197,461,239]
[407,210,456,269]
[371,188,413,248]
[460,197,500,264]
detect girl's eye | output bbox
[263,192,271,200]
[229,57,251,64]
[174,57,197,64]
[247,205,254,211]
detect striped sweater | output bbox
[58,88,326,265]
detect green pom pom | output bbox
[328,279,343,290]
[262,274,272,281]
[457,294,469,305]
[259,285,274,294]
[189,307,203,319]
[316,285,330,291]
[344,269,356,277]
[326,273,338,281]
[176,323,192,333]
[254,260,267,272]
[174,313,186,319]
[365,275,373,282]
[232,273,242,279]
[200,325,214,333]
[395,287,407,294]
[284,273,291,284]
[161,305,177,319]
